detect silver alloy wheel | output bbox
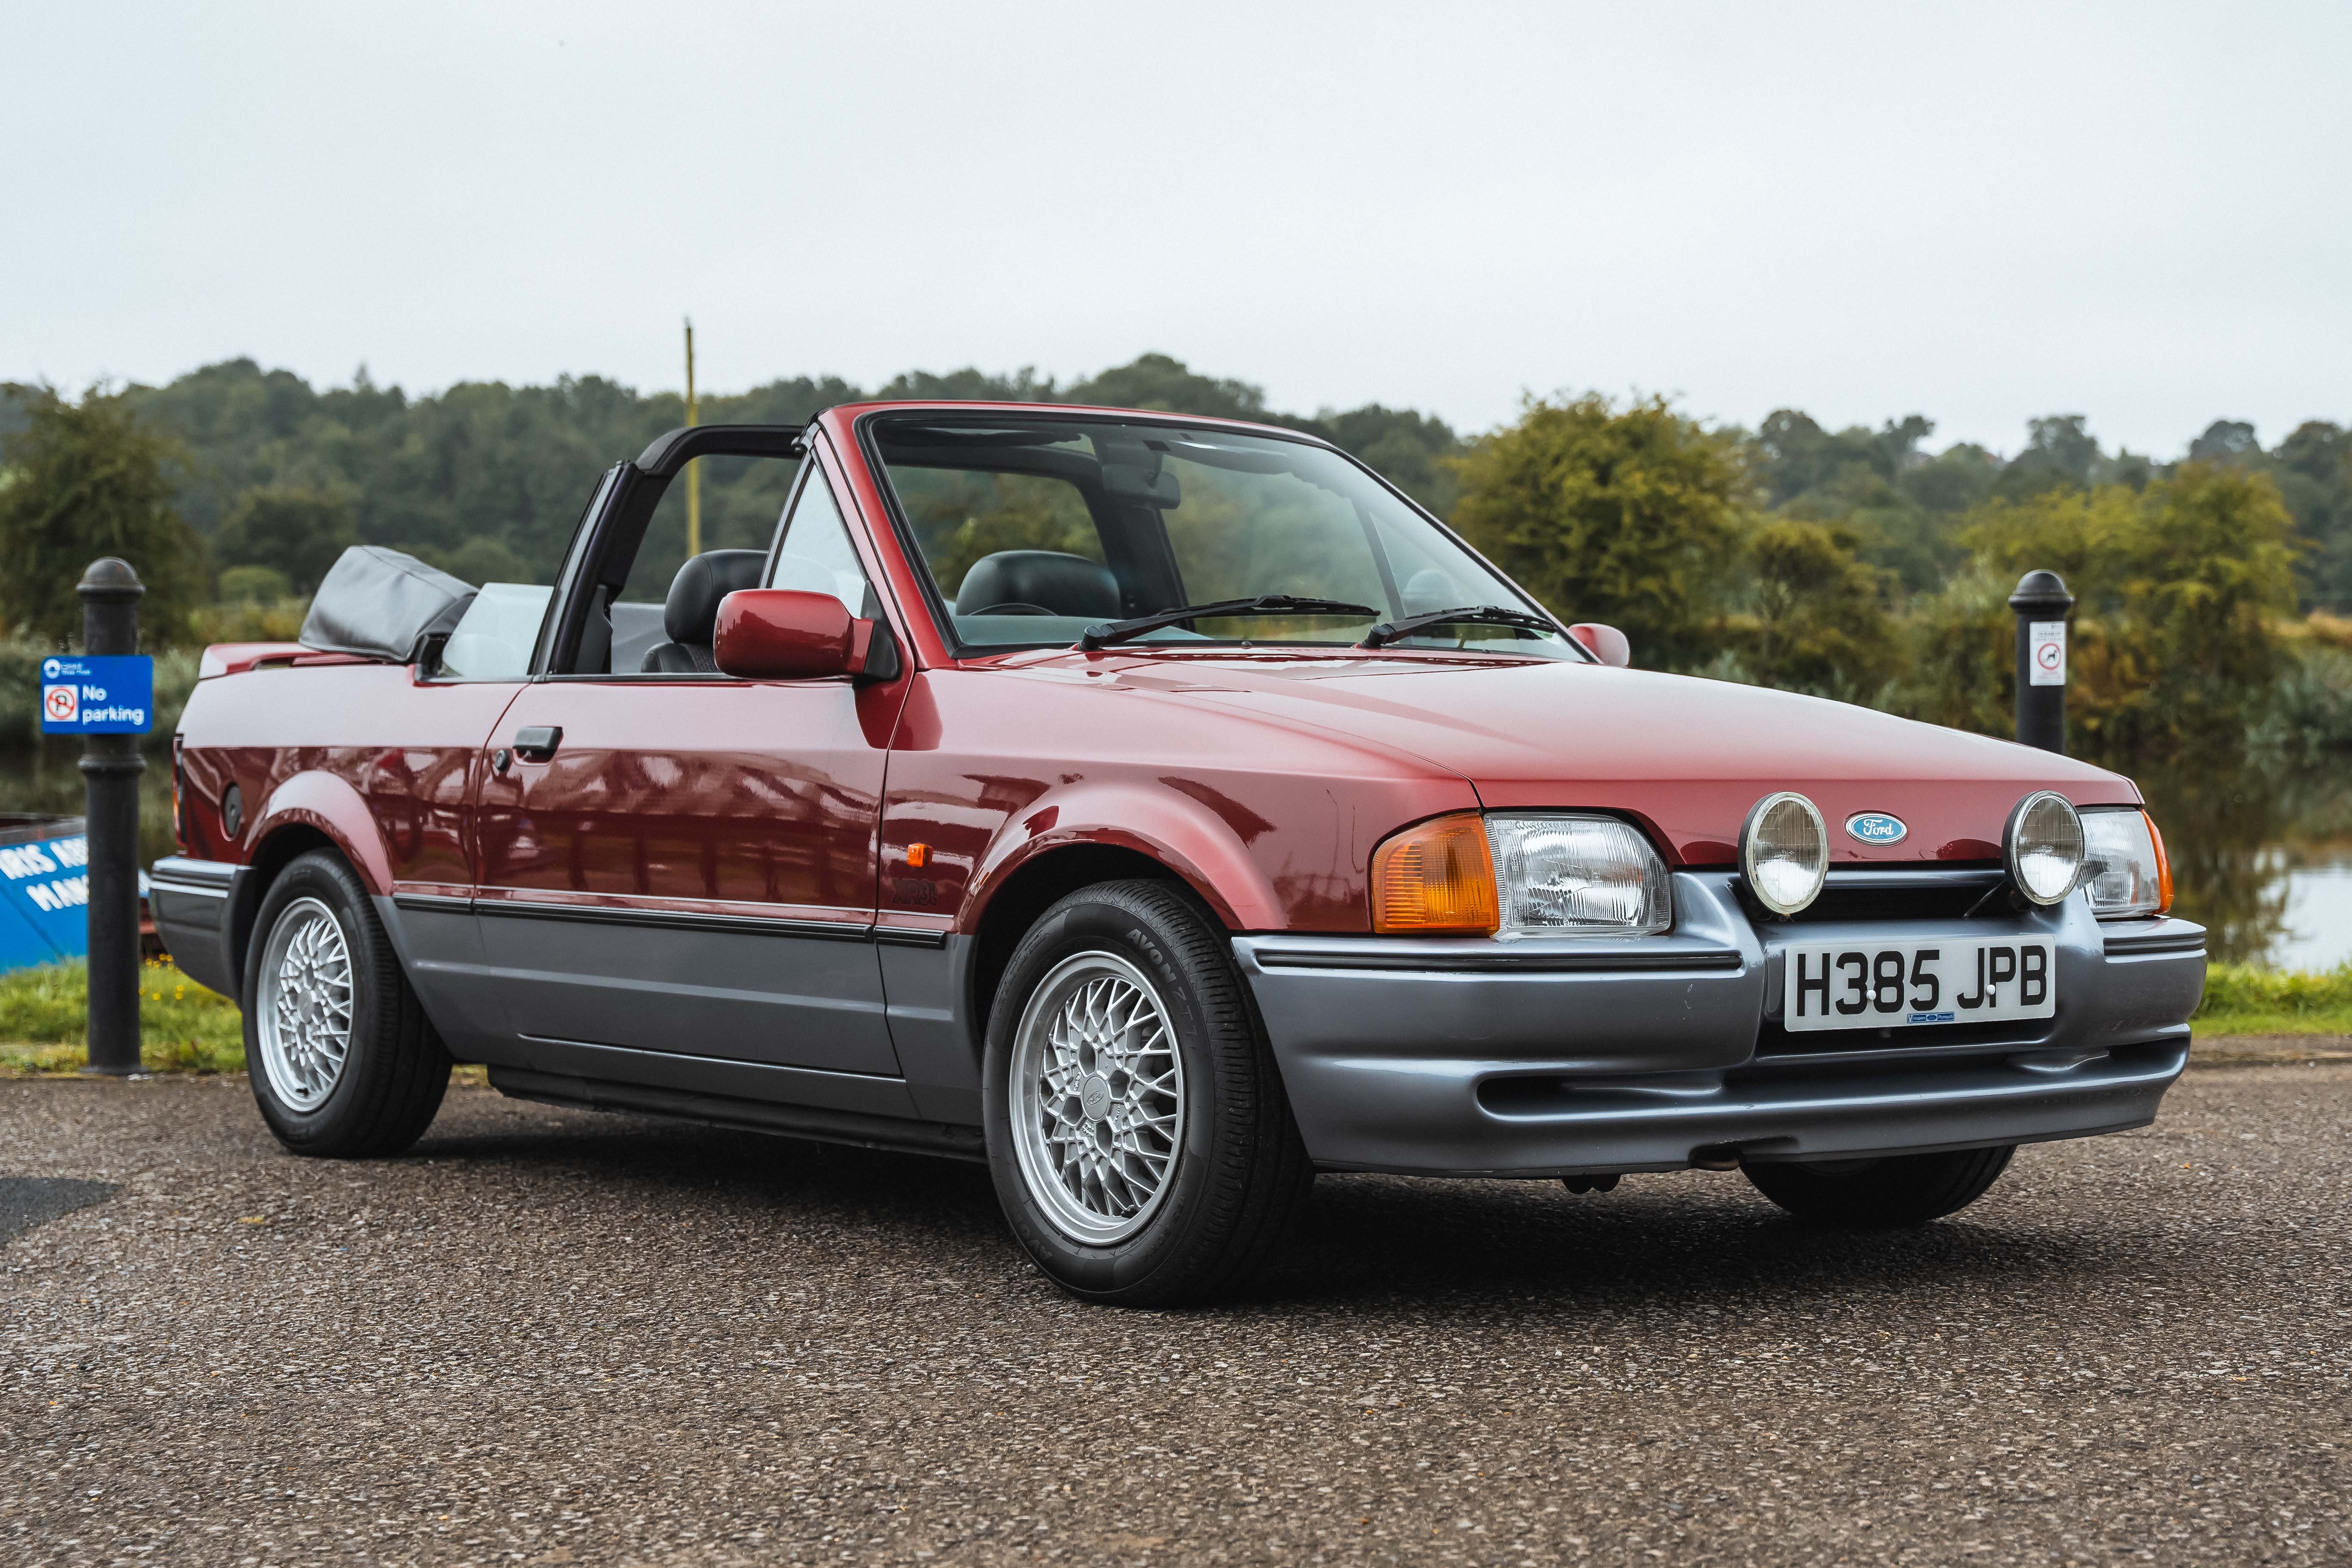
[255,896,356,1111]
[1008,950,1186,1245]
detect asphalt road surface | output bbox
[4,1066,2346,1566]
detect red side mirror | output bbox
[1568,622,1631,668]
[713,589,872,679]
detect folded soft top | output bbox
[297,547,477,663]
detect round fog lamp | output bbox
[1740,791,1828,916]
[2006,790,2086,905]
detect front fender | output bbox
[963,780,1280,932]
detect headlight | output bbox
[2005,791,2086,906]
[2082,807,2172,917]
[1485,815,1670,938]
[1740,791,1828,916]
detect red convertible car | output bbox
[153,403,2206,1304]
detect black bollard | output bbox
[78,558,146,1077]
[2008,569,2074,755]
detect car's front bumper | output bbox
[1233,871,2205,1177]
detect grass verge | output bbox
[0,959,244,1075]
[2194,961,2352,1037]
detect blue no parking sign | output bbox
[38,655,153,735]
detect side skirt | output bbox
[487,1065,986,1162]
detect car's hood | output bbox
[1040,651,2139,865]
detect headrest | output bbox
[662,550,766,644]
[956,551,1121,619]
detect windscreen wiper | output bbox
[1077,596,1379,651]
[1358,605,1564,648]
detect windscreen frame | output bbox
[852,408,1592,662]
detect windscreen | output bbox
[869,416,1580,656]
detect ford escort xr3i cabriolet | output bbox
[153,403,2206,1304]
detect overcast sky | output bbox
[6,1,2346,456]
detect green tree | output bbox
[214,484,357,594]
[1728,519,1901,697]
[1322,405,1462,515]
[1445,394,1749,668]
[0,388,205,646]
[2270,420,2351,609]
[1918,465,2302,757]
[1065,353,1279,425]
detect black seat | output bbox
[641,550,766,673]
[955,550,1121,619]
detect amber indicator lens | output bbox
[1372,813,1499,934]
[1740,791,1828,916]
[2081,808,2163,918]
[2007,791,2086,906]
[905,842,930,869]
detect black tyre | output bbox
[242,848,451,1157]
[981,880,1313,1306]
[1742,1144,2016,1227]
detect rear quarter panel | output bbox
[177,664,522,892]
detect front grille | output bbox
[1776,870,2006,924]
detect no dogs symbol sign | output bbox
[2028,620,2067,687]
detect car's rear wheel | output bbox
[244,848,451,1157]
[982,880,1312,1306]
[1742,1144,2015,1227]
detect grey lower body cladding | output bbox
[184,857,2205,1180]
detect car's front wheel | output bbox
[243,848,451,1157]
[1742,1145,2016,1227]
[982,880,1312,1306]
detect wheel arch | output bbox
[963,844,1202,1060]
[954,780,1290,1058]
[229,771,389,1006]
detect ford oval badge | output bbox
[1845,811,1907,846]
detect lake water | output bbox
[2272,856,2352,971]
[2,742,2345,973]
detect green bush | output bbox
[189,597,308,645]
[0,959,244,1074]
[2196,961,2352,1034]
[217,564,293,603]
[2251,640,2352,763]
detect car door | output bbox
[470,452,909,1077]
[364,581,554,1059]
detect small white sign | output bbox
[2029,620,2066,687]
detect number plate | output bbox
[1782,938,2056,1032]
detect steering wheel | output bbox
[964,602,1060,617]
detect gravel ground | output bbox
[3,1065,2347,1566]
